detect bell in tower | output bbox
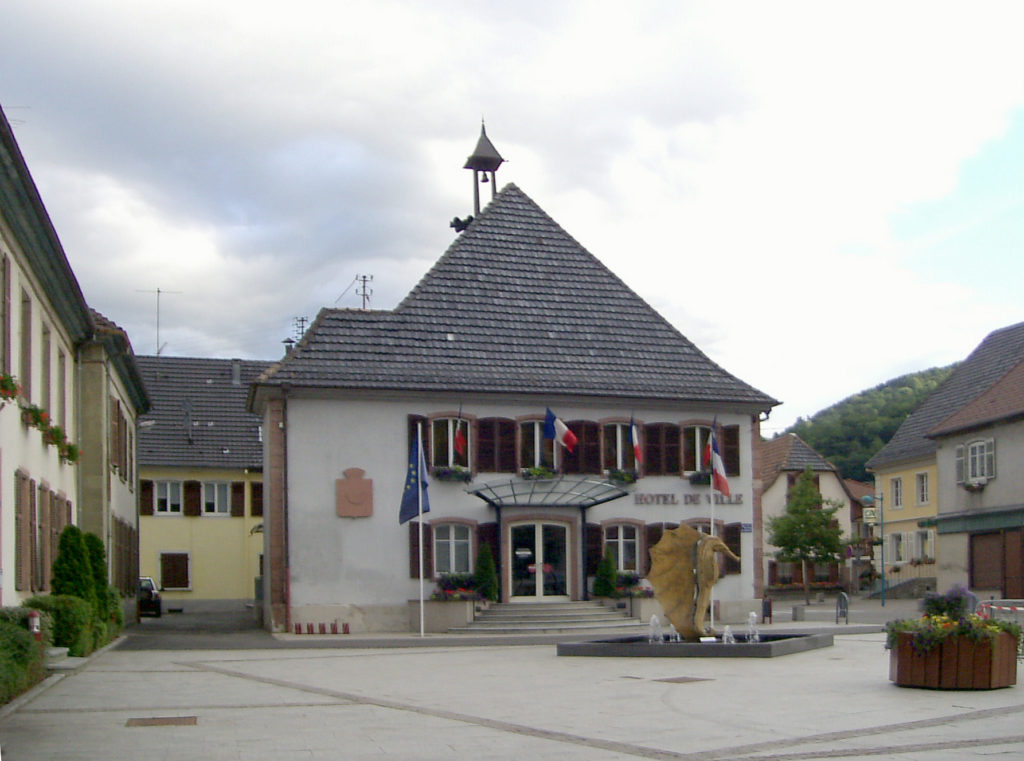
[463,121,504,216]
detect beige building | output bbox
[137,356,268,605]
[0,102,148,612]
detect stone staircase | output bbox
[450,601,645,634]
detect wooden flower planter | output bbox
[890,632,1018,689]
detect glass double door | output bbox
[510,522,569,600]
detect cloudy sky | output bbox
[3,1,1024,435]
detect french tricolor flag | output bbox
[702,418,731,497]
[629,416,643,465]
[544,408,577,453]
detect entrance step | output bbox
[451,601,645,634]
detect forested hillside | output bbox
[782,364,956,482]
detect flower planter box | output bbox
[889,631,1018,689]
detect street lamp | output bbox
[863,493,885,607]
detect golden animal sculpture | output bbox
[647,524,741,641]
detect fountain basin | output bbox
[557,633,833,658]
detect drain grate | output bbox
[652,676,713,684]
[126,716,198,727]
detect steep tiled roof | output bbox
[257,184,777,408]
[928,358,1024,437]
[867,322,1024,469]
[758,433,835,488]
[90,308,150,414]
[137,356,271,470]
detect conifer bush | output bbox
[51,525,97,612]
[473,543,499,602]
[593,549,618,598]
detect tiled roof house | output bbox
[920,323,1024,597]
[137,356,270,603]
[250,147,778,633]
[867,322,1024,594]
[757,434,858,591]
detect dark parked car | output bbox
[138,576,162,617]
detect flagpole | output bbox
[417,421,425,638]
[708,423,716,631]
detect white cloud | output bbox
[4,1,1024,430]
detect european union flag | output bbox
[399,434,430,524]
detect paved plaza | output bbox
[2,598,1023,760]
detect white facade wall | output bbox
[279,395,758,632]
[0,229,80,607]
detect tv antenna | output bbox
[136,287,182,355]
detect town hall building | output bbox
[248,131,778,633]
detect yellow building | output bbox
[137,357,269,605]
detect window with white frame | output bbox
[604,524,638,572]
[915,529,935,561]
[681,425,710,473]
[202,482,230,515]
[602,423,638,472]
[519,420,554,470]
[433,523,472,574]
[956,439,996,484]
[155,481,183,514]
[431,418,469,469]
[890,477,903,509]
[915,472,929,505]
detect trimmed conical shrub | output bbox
[51,525,97,612]
[473,542,499,602]
[593,548,618,598]
[83,532,114,620]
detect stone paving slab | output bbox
[4,630,1023,761]
[2,597,1022,761]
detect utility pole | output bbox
[356,275,373,309]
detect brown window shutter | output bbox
[585,522,603,576]
[39,488,51,591]
[231,482,245,517]
[160,552,190,589]
[645,523,665,575]
[250,481,264,516]
[409,521,433,578]
[722,425,740,476]
[408,414,426,456]
[29,479,38,591]
[183,481,202,516]
[15,472,30,590]
[723,523,742,575]
[0,255,9,373]
[139,480,154,516]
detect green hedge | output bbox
[0,613,46,704]
[23,595,95,657]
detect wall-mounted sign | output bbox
[634,492,744,506]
